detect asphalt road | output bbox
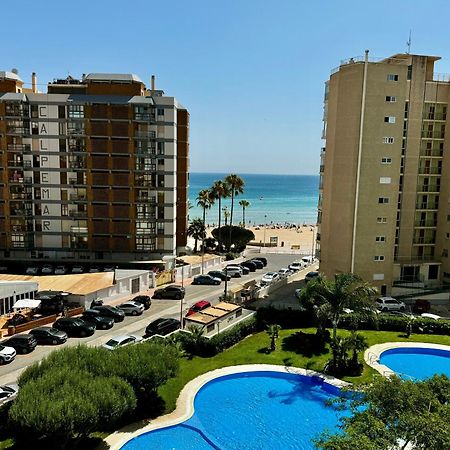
[0,253,307,385]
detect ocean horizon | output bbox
[188,172,319,226]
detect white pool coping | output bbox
[365,342,450,378]
[105,364,350,450]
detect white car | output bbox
[261,272,280,284]
[102,335,142,351]
[278,268,291,277]
[224,267,242,278]
[41,264,53,274]
[72,265,84,274]
[376,297,406,312]
[54,265,67,275]
[421,313,442,321]
[0,384,19,406]
[301,256,314,265]
[0,344,16,364]
[288,261,303,272]
[26,266,39,275]
[117,301,145,316]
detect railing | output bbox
[134,130,156,139]
[134,113,156,121]
[69,210,87,217]
[417,185,440,192]
[69,194,86,201]
[420,150,443,157]
[415,202,439,210]
[412,237,435,244]
[423,113,447,121]
[414,220,437,227]
[68,145,86,152]
[6,127,30,135]
[421,131,445,139]
[433,72,450,82]
[7,144,31,152]
[394,255,436,262]
[418,167,442,175]
[11,209,32,216]
[10,193,32,200]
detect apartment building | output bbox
[0,70,189,263]
[317,52,450,294]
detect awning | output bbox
[12,299,41,309]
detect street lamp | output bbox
[262,214,267,252]
[223,267,228,298]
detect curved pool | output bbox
[121,371,347,450]
[380,347,450,380]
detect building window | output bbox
[383,137,394,144]
[206,324,215,333]
[385,96,396,102]
[387,74,399,81]
[11,234,25,248]
[381,157,392,164]
[157,108,164,116]
[374,255,385,261]
[446,233,450,239]
[384,116,396,123]
[375,236,386,242]
[378,197,389,204]
[157,142,165,155]
[379,177,391,184]
[377,217,387,223]
[373,273,385,280]
[443,249,449,258]
[68,105,84,119]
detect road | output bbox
[0,253,308,385]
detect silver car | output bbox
[0,344,16,364]
[118,301,145,316]
[102,335,142,351]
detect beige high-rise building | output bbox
[317,52,450,295]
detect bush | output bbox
[212,225,255,252]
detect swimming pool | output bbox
[380,346,450,380]
[120,370,347,450]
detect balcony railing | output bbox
[6,127,30,135]
[68,145,86,152]
[421,131,445,139]
[416,202,439,210]
[418,167,442,175]
[69,194,86,201]
[11,209,32,216]
[417,185,440,192]
[414,220,437,227]
[10,193,32,200]
[7,144,31,152]
[134,113,156,122]
[134,130,156,139]
[394,255,436,262]
[7,160,32,168]
[412,237,436,245]
[420,150,443,157]
[69,210,87,217]
[423,113,447,121]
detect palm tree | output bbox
[239,200,250,227]
[344,331,368,368]
[266,324,281,352]
[224,174,245,227]
[299,273,376,369]
[210,180,231,249]
[196,189,214,253]
[187,218,205,252]
[223,207,230,226]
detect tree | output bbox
[212,225,255,252]
[266,324,281,351]
[196,189,214,251]
[225,174,245,249]
[299,273,376,373]
[315,375,450,450]
[187,218,205,252]
[239,199,250,227]
[210,180,231,249]
[344,330,368,369]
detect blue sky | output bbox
[4,0,450,174]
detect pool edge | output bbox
[105,364,350,450]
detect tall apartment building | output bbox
[317,52,450,294]
[0,71,189,263]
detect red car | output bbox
[186,300,211,317]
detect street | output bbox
[0,253,311,385]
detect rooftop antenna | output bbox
[406,30,412,54]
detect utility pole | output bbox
[223,267,228,298]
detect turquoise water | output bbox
[189,173,319,226]
[380,347,450,380]
[121,371,345,450]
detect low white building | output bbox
[0,281,38,315]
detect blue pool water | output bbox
[380,347,450,380]
[121,371,346,450]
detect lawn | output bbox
[158,327,450,413]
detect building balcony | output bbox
[5,107,29,117]
[6,126,30,135]
[418,167,442,175]
[134,113,156,122]
[423,113,447,121]
[10,209,32,216]
[414,220,437,227]
[69,210,87,217]
[7,160,32,169]
[412,238,436,245]
[417,184,440,193]
[134,130,156,139]
[394,255,436,263]
[415,202,439,210]
[7,144,31,152]
[69,194,86,201]
[420,150,443,158]
[10,193,33,200]
[421,131,445,139]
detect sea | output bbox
[188,173,319,226]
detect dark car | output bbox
[2,335,37,354]
[92,305,125,322]
[53,318,95,337]
[241,261,257,272]
[238,265,250,275]
[412,299,431,314]
[145,318,181,337]
[152,285,185,300]
[250,258,264,269]
[29,327,67,345]
[208,270,231,281]
[192,275,221,286]
[252,257,267,267]
[81,309,115,330]
[132,295,152,310]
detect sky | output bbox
[3,0,450,175]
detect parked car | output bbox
[54,265,67,275]
[261,272,280,284]
[53,318,95,337]
[250,259,264,269]
[92,305,125,322]
[241,261,257,272]
[421,313,442,320]
[208,270,231,281]
[71,265,84,274]
[288,261,303,272]
[226,265,246,275]
[304,271,319,283]
[223,267,242,278]
[238,265,250,275]
[102,335,142,351]
[89,266,100,273]
[103,266,115,272]
[2,334,37,354]
[152,285,185,300]
[41,264,53,274]
[253,257,267,267]
[145,318,181,337]
[132,295,152,310]
[0,385,18,406]
[81,309,115,330]
[301,255,314,265]
[186,300,212,317]
[412,299,431,314]
[376,297,406,312]
[0,344,16,365]
[29,327,68,345]
[192,274,221,286]
[118,301,145,316]
[26,266,39,275]
[278,268,291,277]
